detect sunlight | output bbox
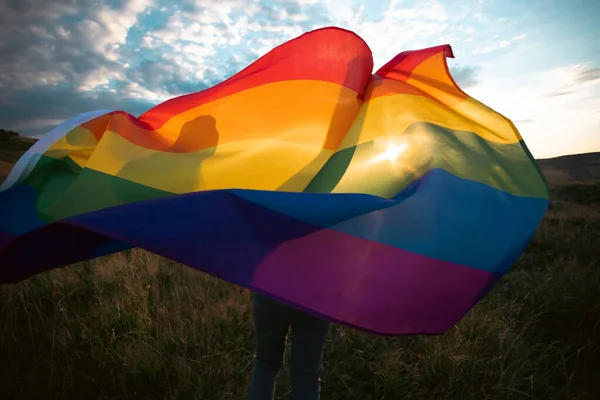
[367,140,409,165]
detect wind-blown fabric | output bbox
[0,27,549,335]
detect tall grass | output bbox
[1,186,599,399]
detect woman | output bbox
[249,293,331,400]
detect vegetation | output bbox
[0,130,598,398]
[0,182,598,399]
[0,128,20,141]
[0,129,36,166]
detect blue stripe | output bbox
[234,168,548,274]
[57,190,322,286]
[0,169,548,278]
[0,185,47,235]
[92,239,132,258]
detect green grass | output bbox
[1,184,599,399]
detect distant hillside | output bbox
[1,129,599,187]
[537,152,600,185]
[0,131,37,162]
[0,131,37,184]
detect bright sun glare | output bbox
[368,141,409,164]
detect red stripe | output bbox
[139,27,374,130]
[376,44,453,81]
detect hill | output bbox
[0,132,37,185]
[537,152,600,184]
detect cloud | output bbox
[0,0,158,135]
[576,67,600,83]
[467,62,600,157]
[545,90,575,98]
[471,30,527,56]
[137,0,332,90]
[0,0,154,93]
[138,0,469,83]
[473,40,511,55]
[125,59,211,97]
[0,84,156,137]
[79,0,155,61]
[0,0,501,137]
[0,0,331,135]
[2,0,592,158]
[449,65,481,88]
[544,64,600,98]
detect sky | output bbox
[0,0,598,159]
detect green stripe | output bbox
[23,155,83,221]
[502,114,549,194]
[304,146,356,193]
[517,133,550,195]
[23,155,173,221]
[306,122,549,199]
[20,121,548,222]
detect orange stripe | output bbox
[368,76,434,100]
[406,52,468,106]
[79,42,486,157]
[84,80,362,153]
[369,45,467,107]
[80,113,111,141]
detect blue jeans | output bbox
[249,294,331,400]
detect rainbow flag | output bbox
[0,27,548,335]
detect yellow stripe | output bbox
[86,130,333,193]
[332,135,431,198]
[45,126,98,167]
[337,93,520,151]
[408,52,523,142]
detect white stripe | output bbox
[0,110,114,192]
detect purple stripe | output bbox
[0,230,15,252]
[250,227,500,335]
[0,223,110,283]
[0,186,502,335]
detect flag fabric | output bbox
[0,27,549,335]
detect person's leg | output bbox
[249,294,290,400]
[289,310,331,400]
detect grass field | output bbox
[0,136,599,399]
